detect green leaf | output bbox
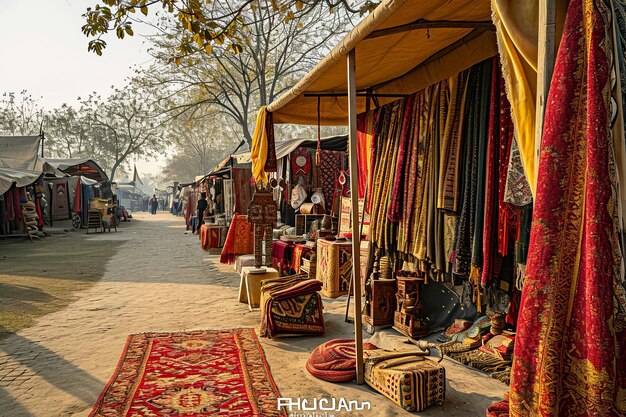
[140,6,148,16]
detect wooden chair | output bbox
[86,210,103,234]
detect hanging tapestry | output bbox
[388,94,415,223]
[410,86,436,263]
[482,61,515,286]
[503,136,533,207]
[508,0,626,415]
[318,150,344,211]
[356,110,376,199]
[469,59,493,286]
[52,181,69,220]
[263,112,277,173]
[438,70,469,212]
[396,96,420,255]
[426,84,445,279]
[452,61,491,278]
[220,214,254,264]
[370,103,403,253]
[231,168,253,215]
[290,147,312,186]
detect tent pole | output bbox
[347,48,364,384]
[534,0,556,182]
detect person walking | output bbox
[195,192,208,234]
[150,194,158,215]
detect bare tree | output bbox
[139,2,349,144]
[82,82,167,182]
[164,114,240,177]
[0,91,44,136]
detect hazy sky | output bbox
[0,0,165,177]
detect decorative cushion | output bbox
[306,338,378,382]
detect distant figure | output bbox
[195,192,208,234]
[150,194,158,215]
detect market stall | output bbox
[0,165,43,238]
[248,0,626,415]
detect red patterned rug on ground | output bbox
[89,328,286,417]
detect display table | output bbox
[272,240,295,276]
[238,267,279,310]
[200,223,228,250]
[316,239,353,298]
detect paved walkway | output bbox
[0,213,506,416]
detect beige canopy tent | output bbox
[253,0,566,383]
[268,0,496,125]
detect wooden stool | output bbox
[86,210,103,234]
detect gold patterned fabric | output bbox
[508,0,626,415]
[364,350,445,412]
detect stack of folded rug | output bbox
[259,276,325,338]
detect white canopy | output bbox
[0,136,41,170]
[0,167,41,195]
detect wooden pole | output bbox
[347,48,364,384]
[534,0,557,183]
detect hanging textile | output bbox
[410,87,437,263]
[397,95,420,255]
[370,102,403,253]
[356,110,376,199]
[482,61,515,287]
[491,0,538,197]
[514,204,532,290]
[611,0,626,263]
[503,136,533,206]
[612,0,626,145]
[428,84,446,280]
[264,112,277,173]
[317,150,344,212]
[452,62,491,278]
[231,168,253,214]
[73,178,82,213]
[509,0,626,415]
[388,95,415,223]
[250,106,275,184]
[290,147,313,186]
[469,60,493,284]
[438,71,469,213]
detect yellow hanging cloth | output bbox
[491,0,538,197]
[251,106,269,184]
[491,0,567,198]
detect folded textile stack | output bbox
[259,276,324,338]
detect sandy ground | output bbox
[0,212,506,417]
